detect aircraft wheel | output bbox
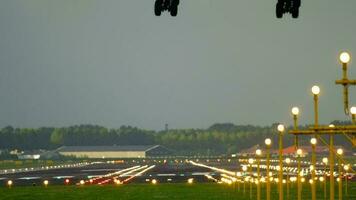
[292,7,299,18]
[276,3,283,18]
[155,0,162,16]
[170,5,178,16]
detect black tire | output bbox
[154,0,162,16]
[170,5,178,16]
[276,3,283,18]
[292,7,299,18]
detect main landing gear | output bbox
[154,0,180,17]
[276,0,301,18]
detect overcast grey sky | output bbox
[0,0,355,130]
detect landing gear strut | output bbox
[276,0,301,18]
[154,0,180,17]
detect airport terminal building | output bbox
[57,145,170,159]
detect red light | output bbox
[65,179,70,184]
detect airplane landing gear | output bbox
[276,0,301,18]
[154,0,180,17]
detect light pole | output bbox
[311,86,319,200]
[256,149,262,200]
[248,158,254,200]
[265,138,272,200]
[310,137,317,200]
[311,85,320,127]
[351,107,356,124]
[336,148,343,200]
[277,124,285,200]
[329,124,335,200]
[236,172,242,192]
[296,148,303,200]
[291,106,302,200]
[285,158,291,200]
[292,107,300,146]
[337,52,353,114]
[343,164,350,197]
[322,157,328,200]
[242,165,248,196]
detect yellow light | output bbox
[297,149,303,156]
[7,180,13,186]
[291,107,300,115]
[299,171,304,177]
[310,165,315,171]
[151,179,157,184]
[248,158,254,164]
[242,165,248,171]
[236,172,242,177]
[311,85,320,95]
[260,177,266,182]
[301,177,305,183]
[343,165,350,171]
[329,124,335,128]
[290,177,297,182]
[265,138,272,146]
[277,124,285,132]
[43,180,49,186]
[309,179,314,184]
[336,178,340,182]
[269,172,273,176]
[256,149,262,156]
[339,52,351,64]
[80,180,85,185]
[350,106,356,115]
[310,138,317,145]
[319,177,324,182]
[322,157,328,164]
[282,179,286,184]
[285,158,291,164]
[187,178,194,184]
[336,148,343,155]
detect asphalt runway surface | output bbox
[0,160,228,186]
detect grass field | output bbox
[0,182,355,200]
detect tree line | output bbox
[0,121,352,155]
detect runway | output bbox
[0,159,223,186]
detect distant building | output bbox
[57,145,171,159]
[238,145,262,156]
[17,151,41,160]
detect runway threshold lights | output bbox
[44,180,49,187]
[7,180,13,188]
